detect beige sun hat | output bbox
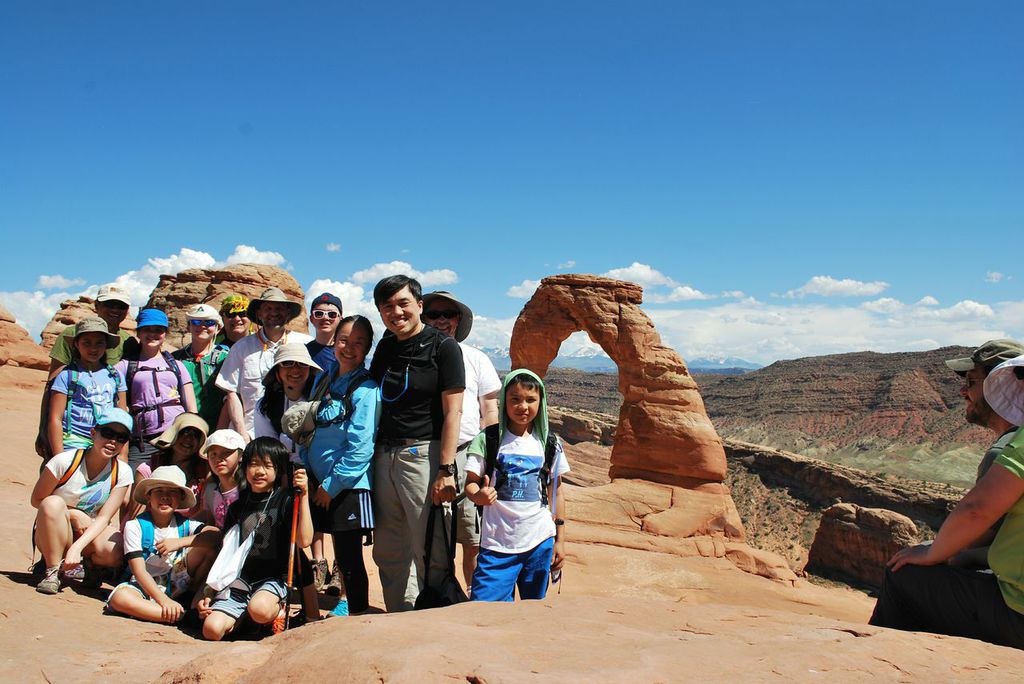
[200,429,247,458]
[247,287,303,324]
[984,355,1024,426]
[95,284,131,306]
[133,465,197,508]
[149,413,210,450]
[73,316,120,348]
[263,343,323,389]
[186,303,223,328]
[422,290,473,342]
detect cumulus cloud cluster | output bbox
[784,275,889,298]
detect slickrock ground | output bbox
[2,366,1023,682]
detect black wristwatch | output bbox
[438,463,457,477]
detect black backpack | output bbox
[482,424,559,507]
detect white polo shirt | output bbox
[215,329,311,437]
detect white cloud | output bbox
[349,261,458,288]
[861,297,904,314]
[720,290,746,299]
[986,271,1008,283]
[462,314,517,349]
[647,285,712,303]
[506,279,541,299]
[0,289,79,340]
[223,245,286,267]
[603,262,678,288]
[37,274,86,289]
[785,275,889,298]
[558,260,576,269]
[916,296,939,306]
[326,243,341,253]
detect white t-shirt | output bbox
[466,430,570,554]
[215,330,311,437]
[123,515,205,578]
[458,343,501,445]
[44,449,134,517]
[253,395,301,461]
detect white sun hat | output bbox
[984,354,1024,426]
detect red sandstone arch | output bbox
[510,274,727,485]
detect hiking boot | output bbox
[36,565,61,595]
[325,562,344,596]
[313,558,329,591]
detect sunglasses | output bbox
[278,360,308,368]
[311,310,340,320]
[99,301,130,311]
[424,309,460,321]
[97,426,131,443]
[189,319,218,327]
[223,311,248,319]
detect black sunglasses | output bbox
[97,426,131,443]
[424,309,460,321]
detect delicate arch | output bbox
[510,275,727,485]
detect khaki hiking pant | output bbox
[372,439,453,612]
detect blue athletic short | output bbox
[210,578,288,619]
[471,537,554,602]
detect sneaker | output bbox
[36,565,61,595]
[327,599,349,617]
[325,562,344,596]
[313,559,329,591]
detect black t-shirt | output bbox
[369,325,465,441]
[223,488,294,584]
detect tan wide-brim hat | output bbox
[73,316,121,349]
[247,287,303,324]
[134,465,197,509]
[984,355,1024,426]
[262,343,323,390]
[422,290,473,342]
[149,413,210,450]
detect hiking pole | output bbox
[275,479,302,634]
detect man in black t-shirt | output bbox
[369,275,465,612]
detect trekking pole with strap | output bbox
[274,485,302,634]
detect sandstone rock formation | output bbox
[548,406,615,445]
[807,503,921,587]
[39,296,137,351]
[511,274,726,485]
[145,264,309,347]
[0,305,49,370]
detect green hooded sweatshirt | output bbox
[466,368,551,463]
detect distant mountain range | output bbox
[480,347,759,374]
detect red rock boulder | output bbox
[39,297,137,351]
[806,503,921,587]
[0,305,49,370]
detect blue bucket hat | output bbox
[136,308,169,329]
[96,407,133,432]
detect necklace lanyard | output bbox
[258,329,288,353]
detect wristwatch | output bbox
[438,463,457,477]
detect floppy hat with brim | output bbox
[945,339,1024,374]
[263,343,323,389]
[422,290,473,342]
[247,287,303,324]
[95,284,131,306]
[74,316,120,349]
[984,355,1024,426]
[150,413,210,450]
[96,407,133,432]
[134,465,197,508]
[200,429,247,457]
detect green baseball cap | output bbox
[945,339,1024,374]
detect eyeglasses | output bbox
[223,311,248,319]
[189,319,218,327]
[311,310,340,321]
[424,309,460,321]
[279,360,307,368]
[963,377,981,390]
[97,426,131,443]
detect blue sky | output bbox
[1,2,1021,364]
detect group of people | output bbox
[30,276,569,639]
[870,339,1024,649]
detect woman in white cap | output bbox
[172,303,230,429]
[30,408,137,594]
[254,343,322,457]
[870,354,1024,648]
